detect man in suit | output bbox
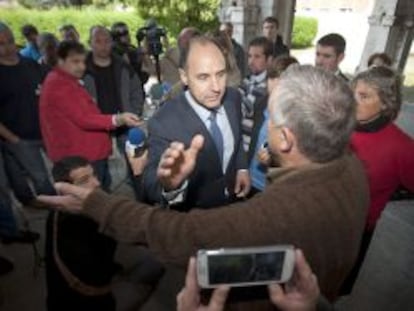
[315,33,349,82]
[142,35,250,209]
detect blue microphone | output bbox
[125,127,147,157]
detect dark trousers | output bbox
[2,140,54,204]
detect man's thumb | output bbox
[188,134,204,157]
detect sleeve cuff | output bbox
[161,180,188,205]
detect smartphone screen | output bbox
[207,251,285,285]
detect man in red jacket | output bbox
[40,41,140,189]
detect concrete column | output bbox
[275,0,296,47]
[358,0,414,72]
[219,0,296,48]
[257,0,296,47]
[218,0,261,48]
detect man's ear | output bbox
[279,127,295,153]
[179,68,188,86]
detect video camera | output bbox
[136,19,167,57]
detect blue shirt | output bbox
[249,110,269,191]
[20,43,41,62]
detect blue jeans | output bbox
[0,143,18,237]
[3,140,55,205]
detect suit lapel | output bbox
[179,93,210,137]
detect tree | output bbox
[136,0,220,39]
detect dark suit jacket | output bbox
[142,87,247,210]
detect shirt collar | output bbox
[251,70,267,83]
[55,67,83,85]
[185,90,224,123]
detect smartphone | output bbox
[197,245,295,288]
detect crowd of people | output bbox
[0,13,413,311]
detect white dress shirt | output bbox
[185,90,234,173]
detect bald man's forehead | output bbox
[185,41,224,69]
[91,27,111,38]
[190,41,223,58]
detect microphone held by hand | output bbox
[126,127,147,157]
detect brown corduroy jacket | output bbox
[83,153,369,309]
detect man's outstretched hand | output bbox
[157,135,204,191]
[37,183,93,214]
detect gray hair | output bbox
[88,25,111,43]
[351,66,401,120]
[0,21,10,32]
[270,65,356,163]
[0,21,14,40]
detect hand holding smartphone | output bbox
[197,245,295,288]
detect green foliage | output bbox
[92,0,111,8]
[0,7,143,45]
[136,0,220,40]
[17,0,93,9]
[291,16,318,49]
[17,0,44,9]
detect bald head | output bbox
[179,35,225,69]
[0,22,18,64]
[90,26,111,42]
[89,26,112,60]
[0,22,14,41]
[179,36,227,109]
[0,22,11,33]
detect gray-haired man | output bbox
[40,65,369,310]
